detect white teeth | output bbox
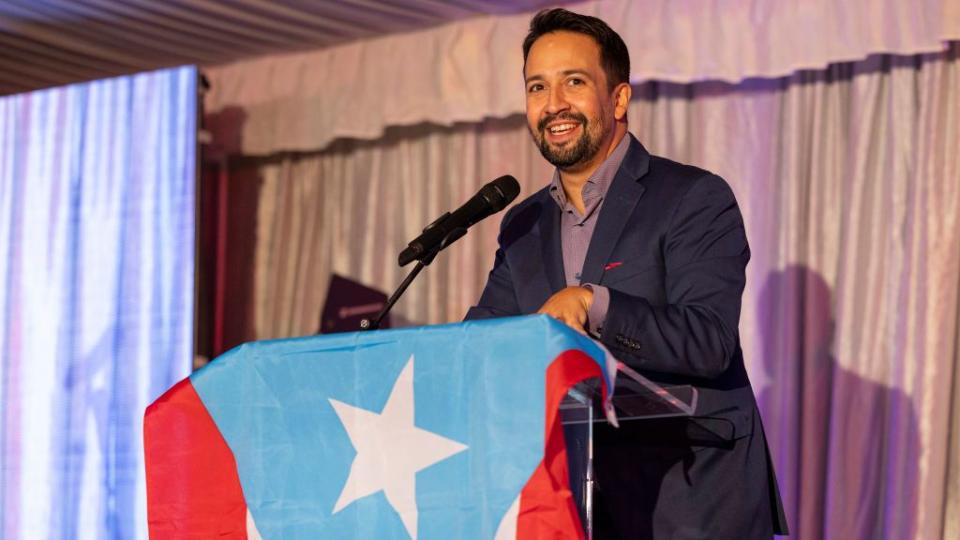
[549,123,576,134]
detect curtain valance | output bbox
[204,0,959,156]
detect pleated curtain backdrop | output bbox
[214,46,959,538]
[0,67,197,539]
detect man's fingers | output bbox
[550,311,587,335]
[536,287,589,334]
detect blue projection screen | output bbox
[0,66,197,539]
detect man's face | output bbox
[524,31,617,170]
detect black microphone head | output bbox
[398,175,520,266]
[482,175,521,212]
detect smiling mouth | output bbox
[547,123,578,135]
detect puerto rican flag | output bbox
[145,315,615,539]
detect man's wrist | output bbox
[582,284,609,336]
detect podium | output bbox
[144,316,695,539]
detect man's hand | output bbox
[537,286,594,334]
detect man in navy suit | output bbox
[466,9,788,539]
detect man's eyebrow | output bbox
[524,69,592,84]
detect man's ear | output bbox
[613,83,632,121]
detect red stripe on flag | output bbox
[516,349,606,539]
[144,378,249,539]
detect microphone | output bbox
[398,175,520,266]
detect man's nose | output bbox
[545,85,570,114]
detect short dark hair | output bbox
[522,8,630,91]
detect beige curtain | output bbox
[233,45,959,538]
[249,120,551,335]
[204,0,960,156]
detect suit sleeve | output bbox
[600,174,749,379]
[464,208,522,320]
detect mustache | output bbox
[537,112,588,133]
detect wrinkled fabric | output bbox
[204,0,960,156]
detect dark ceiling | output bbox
[0,0,567,96]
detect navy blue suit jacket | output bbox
[467,135,787,538]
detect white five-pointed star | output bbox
[329,355,468,539]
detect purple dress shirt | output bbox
[547,134,631,335]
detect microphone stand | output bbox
[359,227,467,331]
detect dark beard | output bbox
[534,112,603,169]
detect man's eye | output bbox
[568,78,584,86]
[528,84,544,93]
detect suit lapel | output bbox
[579,136,651,285]
[539,198,566,294]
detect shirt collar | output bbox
[548,132,632,212]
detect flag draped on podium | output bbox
[145,315,614,539]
